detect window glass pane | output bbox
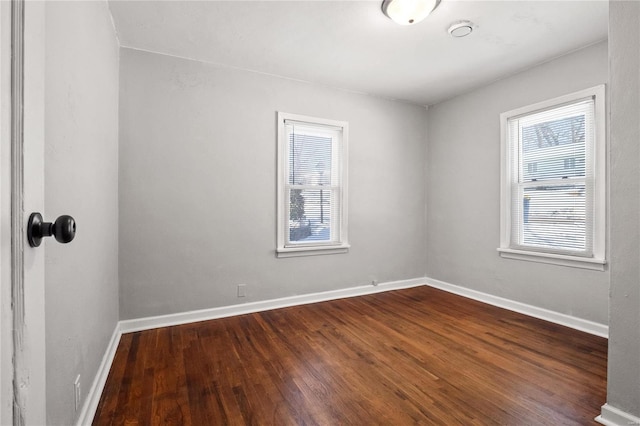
[289,130,332,186]
[521,114,586,182]
[521,184,586,251]
[288,188,338,243]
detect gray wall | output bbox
[426,41,609,325]
[119,48,427,320]
[45,2,119,424]
[607,0,640,418]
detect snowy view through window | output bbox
[519,113,587,251]
[288,132,334,243]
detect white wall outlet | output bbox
[74,375,81,412]
[237,284,247,297]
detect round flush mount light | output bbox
[448,20,474,37]
[382,0,441,26]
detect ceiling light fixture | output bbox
[448,21,474,37]
[381,0,441,26]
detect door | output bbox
[1,0,46,424]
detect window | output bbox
[499,86,606,270]
[277,112,349,257]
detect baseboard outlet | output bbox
[76,324,122,426]
[596,403,640,426]
[425,277,608,338]
[119,277,427,334]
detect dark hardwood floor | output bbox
[93,286,607,425]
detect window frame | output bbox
[498,85,606,270]
[276,112,349,258]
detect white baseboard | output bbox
[596,403,640,426]
[76,324,122,426]
[119,277,427,334]
[425,277,609,338]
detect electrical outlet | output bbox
[237,284,246,297]
[74,375,81,412]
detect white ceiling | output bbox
[108,0,608,106]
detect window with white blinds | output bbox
[499,86,606,270]
[277,112,349,257]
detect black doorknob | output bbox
[27,212,76,247]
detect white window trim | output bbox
[276,112,349,258]
[498,85,606,270]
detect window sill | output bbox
[497,248,606,271]
[277,244,350,258]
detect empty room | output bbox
[1,0,638,425]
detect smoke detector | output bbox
[448,21,474,38]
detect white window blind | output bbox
[508,100,594,256]
[499,85,606,269]
[277,113,348,257]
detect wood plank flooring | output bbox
[93,286,607,425]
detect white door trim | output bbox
[11,0,28,423]
[0,1,13,423]
[9,0,47,424]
